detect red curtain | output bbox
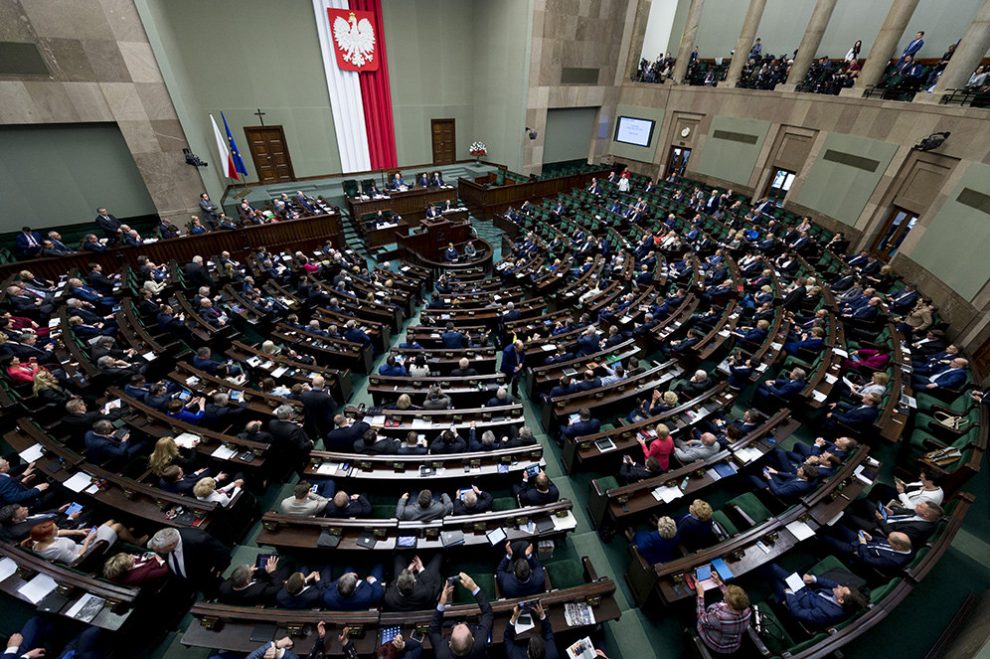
[352,0,397,170]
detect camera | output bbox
[183,148,208,168]
[447,575,461,584]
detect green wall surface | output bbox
[543,108,599,164]
[792,132,898,226]
[609,104,665,163]
[909,162,990,302]
[383,0,476,167]
[0,124,155,231]
[137,0,341,202]
[472,0,532,173]
[692,116,769,187]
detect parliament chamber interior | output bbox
[2,0,990,657]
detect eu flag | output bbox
[221,112,249,177]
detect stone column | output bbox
[779,0,839,91]
[724,0,768,87]
[625,0,653,83]
[843,0,920,94]
[921,0,990,102]
[672,0,705,83]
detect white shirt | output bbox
[898,483,943,508]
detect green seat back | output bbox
[869,577,902,604]
[726,492,772,526]
[492,497,517,512]
[372,504,395,519]
[545,559,584,589]
[810,554,850,576]
[711,510,739,538]
[596,476,620,493]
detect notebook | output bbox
[441,530,465,547]
[356,534,378,549]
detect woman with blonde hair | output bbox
[678,499,718,550]
[193,475,243,507]
[32,369,70,404]
[148,436,198,477]
[102,550,168,586]
[633,515,680,564]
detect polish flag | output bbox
[210,113,240,180]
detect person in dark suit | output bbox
[268,405,314,474]
[429,572,493,659]
[182,255,214,290]
[912,358,968,391]
[748,464,819,499]
[276,567,333,609]
[93,208,122,243]
[514,471,560,506]
[442,323,468,349]
[450,357,479,377]
[202,392,247,430]
[497,541,545,597]
[678,500,718,551]
[821,527,914,575]
[0,458,49,507]
[149,526,230,596]
[323,567,385,610]
[825,393,880,432]
[753,367,806,406]
[501,339,525,397]
[385,554,443,611]
[619,455,662,484]
[198,193,220,225]
[157,465,210,495]
[324,491,372,518]
[83,420,142,466]
[15,227,43,258]
[300,375,337,439]
[505,601,558,659]
[324,414,369,452]
[452,485,492,516]
[218,555,291,606]
[767,564,867,629]
[633,515,680,564]
[560,408,600,444]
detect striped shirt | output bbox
[697,586,752,654]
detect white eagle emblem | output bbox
[333,12,376,69]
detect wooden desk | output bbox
[346,186,458,222]
[458,169,610,219]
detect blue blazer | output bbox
[930,368,966,389]
[497,555,545,598]
[766,472,815,499]
[442,331,468,349]
[677,514,717,551]
[766,378,805,400]
[633,530,680,565]
[322,578,384,610]
[501,345,524,377]
[0,474,42,505]
[15,232,42,255]
[785,577,848,628]
[834,405,878,427]
[855,542,913,574]
[378,364,409,377]
[562,418,600,439]
[83,431,128,464]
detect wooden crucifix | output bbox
[253,108,267,126]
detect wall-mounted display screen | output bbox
[613,116,655,147]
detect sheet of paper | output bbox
[211,445,237,460]
[824,374,838,384]
[0,557,17,582]
[18,573,57,604]
[785,572,805,593]
[513,615,536,635]
[270,366,288,378]
[65,593,106,622]
[833,348,849,358]
[811,390,828,403]
[63,471,94,493]
[317,462,339,475]
[785,519,816,541]
[173,432,201,449]
[18,443,44,464]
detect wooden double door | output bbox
[244,125,295,183]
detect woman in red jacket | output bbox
[638,423,674,471]
[5,356,44,385]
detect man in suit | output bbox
[514,471,560,506]
[619,455,662,484]
[385,554,444,611]
[0,458,49,507]
[300,375,337,439]
[92,208,122,243]
[149,526,230,595]
[673,433,720,464]
[452,485,493,516]
[344,320,373,348]
[158,465,209,495]
[203,392,247,430]
[276,568,332,609]
[901,31,925,61]
[913,357,968,391]
[324,491,372,518]
[501,339,526,397]
[749,464,819,500]
[451,357,479,377]
[323,567,385,610]
[767,564,867,629]
[430,572,493,659]
[198,193,220,225]
[850,500,942,545]
[84,420,141,466]
[497,541,545,598]
[431,171,445,187]
[821,527,915,575]
[218,555,291,606]
[183,255,214,290]
[505,601,558,659]
[15,227,43,259]
[559,408,600,445]
[825,393,880,432]
[396,490,452,521]
[754,367,806,406]
[268,405,314,474]
[325,414,369,452]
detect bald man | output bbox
[430,572,492,658]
